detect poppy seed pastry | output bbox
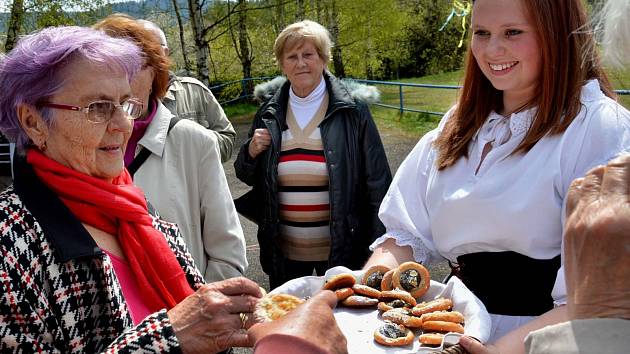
[362,264,391,290]
[392,261,431,298]
[373,321,415,346]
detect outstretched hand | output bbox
[248,290,348,354]
[564,154,630,320]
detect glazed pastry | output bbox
[352,284,381,298]
[381,308,423,328]
[420,310,465,324]
[254,293,305,322]
[362,265,391,290]
[341,295,379,307]
[335,287,354,301]
[373,321,415,346]
[380,269,395,291]
[422,320,465,334]
[412,297,453,316]
[392,262,431,298]
[323,273,356,290]
[418,333,444,346]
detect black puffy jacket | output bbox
[234,72,392,278]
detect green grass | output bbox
[372,68,630,137]
[224,68,630,139]
[223,102,258,123]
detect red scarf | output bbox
[27,149,194,312]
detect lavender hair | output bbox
[0,26,143,148]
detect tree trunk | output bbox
[5,0,25,52]
[275,0,285,34]
[315,0,322,23]
[238,0,253,94]
[328,0,345,77]
[171,0,192,75]
[188,0,210,85]
[296,0,305,20]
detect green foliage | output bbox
[21,0,111,30]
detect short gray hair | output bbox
[137,19,168,49]
[273,20,332,65]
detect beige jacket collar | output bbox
[138,100,174,158]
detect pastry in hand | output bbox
[254,293,305,322]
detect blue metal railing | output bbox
[350,78,630,116]
[211,76,629,117]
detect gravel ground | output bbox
[225,119,449,354]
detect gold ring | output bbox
[239,312,249,329]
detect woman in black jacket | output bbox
[234,20,392,289]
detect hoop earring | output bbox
[39,141,47,152]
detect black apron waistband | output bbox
[450,251,561,316]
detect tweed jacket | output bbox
[0,156,205,353]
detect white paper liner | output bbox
[270,266,492,353]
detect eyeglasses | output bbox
[41,99,144,123]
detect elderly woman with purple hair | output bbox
[0,26,262,353]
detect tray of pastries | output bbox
[268,262,491,353]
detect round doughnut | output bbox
[392,262,431,298]
[420,310,465,324]
[362,265,391,290]
[323,273,356,290]
[422,320,465,334]
[352,284,381,298]
[335,287,354,301]
[380,269,395,291]
[341,295,379,307]
[373,321,415,346]
[379,289,417,307]
[411,297,453,316]
[254,293,304,322]
[381,308,423,328]
[418,333,444,346]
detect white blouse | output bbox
[372,80,630,308]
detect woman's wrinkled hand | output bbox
[167,277,263,354]
[248,290,348,354]
[248,128,272,159]
[564,154,630,320]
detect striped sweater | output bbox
[278,94,331,262]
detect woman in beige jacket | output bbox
[94,15,247,283]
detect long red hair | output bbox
[434,0,614,170]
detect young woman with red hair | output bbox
[364,0,630,352]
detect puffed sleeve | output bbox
[553,84,630,305]
[370,108,457,267]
